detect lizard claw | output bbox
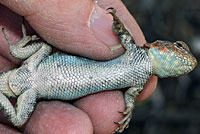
[118,111,123,114]
[31,35,40,41]
[106,7,116,17]
[22,35,40,46]
[106,7,125,35]
[107,7,116,13]
[114,130,121,134]
[114,107,133,133]
[106,7,116,16]
[114,121,120,125]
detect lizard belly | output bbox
[35,64,130,99]
[35,53,152,100]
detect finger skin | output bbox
[23,101,93,134]
[0,0,157,133]
[74,90,125,134]
[0,124,21,134]
[0,55,17,72]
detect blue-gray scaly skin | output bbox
[0,7,197,133]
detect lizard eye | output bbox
[174,41,190,51]
[176,42,183,48]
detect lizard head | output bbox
[145,40,197,78]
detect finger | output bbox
[0,55,17,72]
[23,101,93,134]
[0,5,22,65]
[137,76,158,101]
[0,0,123,60]
[74,91,125,134]
[0,124,21,134]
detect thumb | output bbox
[0,0,157,100]
[0,0,145,60]
[1,0,120,60]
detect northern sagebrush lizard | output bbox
[0,8,197,133]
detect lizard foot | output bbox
[24,35,40,43]
[2,20,41,60]
[114,106,133,133]
[21,22,40,42]
[107,7,124,35]
[1,27,39,47]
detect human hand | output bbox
[0,0,157,134]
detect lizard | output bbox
[0,7,197,133]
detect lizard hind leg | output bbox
[0,69,17,98]
[2,21,42,60]
[0,88,37,127]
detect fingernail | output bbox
[89,4,123,51]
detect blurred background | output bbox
[122,0,200,134]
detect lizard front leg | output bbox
[107,7,136,51]
[114,87,143,133]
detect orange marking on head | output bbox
[145,41,170,54]
[157,47,169,53]
[144,43,154,48]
